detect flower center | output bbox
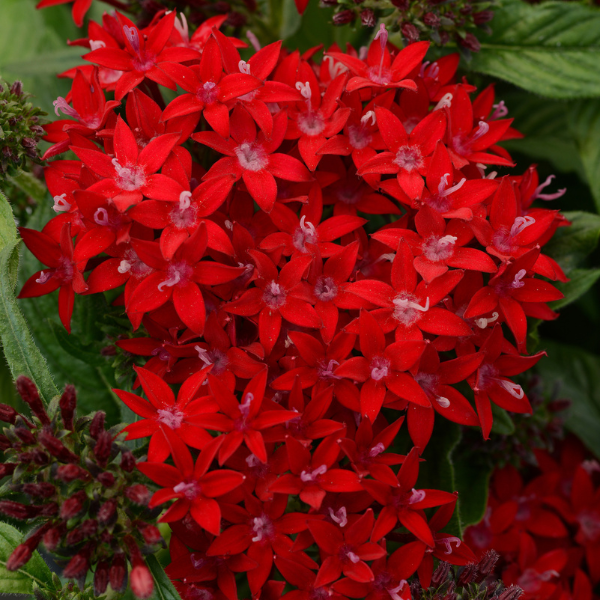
[348,124,372,150]
[251,514,275,542]
[339,545,361,565]
[118,249,152,279]
[578,511,600,542]
[300,464,327,483]
[235,142,268,172]
[197,81,219,104]
[158,261,193,292]
[394,145,423,172]
[439,536,461,555]
[328,506,348,527]
[173,480,201,500]
[297,111,325,136]
[52,194,71,213]
[195,346,229,375]
[314,276,338,302]
[317,359,341,381]
[370,356,390,382]
[292,216,318,253]
[112,158,146,191]
[262,281,287,310]
[392,293,429,325]
[422,235,457,262]
[156,406,185,430]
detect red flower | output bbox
[37,0,92,27]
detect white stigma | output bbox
[472,120,490,141]
[361,111,376,127]
[388,581,408,600]
[438,173,466,197]
[295,81,312,101]
[157,270,181,291]
[194,346,213,366]
[300,464,327,483]
[52,194,71,213]
[328,507,348,527]
[475,312,499,329]
[179,191,192,211]
[408,489,426,504]
[436,396,451,408]
[239,392,254,418]
[510,216,535,238]
[36,271,53,284]
[251,516,270,542]
[346,552,361,564]
[117,260,132,274]
[89,40,106,51]
[238,60,251,75]
[369,443,385,457]
[245,453,261,468]
[511,269,527,289]
[394,296,430,313]
[441,536,462,555]
[434,93,453,111]
[94,207,109,226]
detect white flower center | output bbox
[235,142,268,172]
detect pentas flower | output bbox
[36,0,92,28]
[138,431,245,536]
[114,366,215,461]
[194,107,312,213]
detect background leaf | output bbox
[535,340,600,459]
[551,268,600,310]
[470,0,600,99]
[0,522,53,595]
[146,555,181,600]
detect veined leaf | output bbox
[0,522,53,595]
[147,555,181,600]
[0,190,58,403]
[470,0,600,99]
[551,268,600,310]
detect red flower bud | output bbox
[457,563,478,587]
[32,449,48,465]
[93,430,113,467]
[125,484,151,506]
[39,503,59,517]
[43,526,64,551]
[0,500,41,520]
[60,490,86,520]
[98,498,118,524]
[97,472,115,487]
[0,435,12,451]
[120,450,136,472]
[63,551,90,579]
[14,425,36,445]
[140,524,162,545]
[66,519,98,545]
[360,9,375,27]
[432,561,451,587]
[0,403,18,424]
[109,554,128,593]
[477,549,499,577]
[401,23,420,43]
[94,561,110,595]
[473,10,494,25]
[15,377,49,426]
[38,428,78,463]
[6,544,32,571]
[332,10,354,25]
[498,586,524,600]
[0,463,16,478]
[459,32,481,52]
[130,564,154,599]
[90,411,106,439]
[59,385,77,431]
[56,464,89,482]
[22,482,55,498]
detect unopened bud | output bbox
[457,563,478,587]
[66,519,97,545]
[478,550,499,577]
[140,524,162,545]
[94,561,110,595]
[473,10,494,25]
[459,32,481,52]
[130,563,154,599]
[60,490,86,520]
[6,544,32,571]
[0,463,16,477]
[0,500,40,520]
[121,450,136,472]
[424,12,441,28]
[333,10,354,25]
[15,377,49,425]
[43,526,63,551]
[14,425,36,445]
[0,403,18,424]
[63,552,89,579]
[93,430,113,467]
[32,449,48,466]
[10,81,23,97]
[98,499,118,524]
[56,464,89,482]
[360,9,375,27]
[38,428,78,463]
[498,586,524,600]
[0,435,11,451]
[59,385,77,431]
[126,484,151,506]
[39,503,58,517]
[90,412,106,439]
[97,472,115,487]
[22,482,55,498]
[432,561,451,587]
[109,554,128,593]
[547,399,571,413]
[401,23,420,43]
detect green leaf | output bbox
[48,320,110,368]
[568,99,600,212]
[490,404,516,435]
[535,340,600,459]
[551,268,600,310]
[146,555,181,600]
[0,522,53,595]
[469,0,600,99]
[7,171,48,204]
[0,190,59,404]
[453,451,493,529]
[544,211,600,274]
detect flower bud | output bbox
[0,403,18,424]
[6,544,32,571]
[402,23,420,43]
[10,81,23,97]
[56,464,89,482]
[0,463,16,478]
[15,377,49,425]
[498,586,524,600]
[97,472,115,487]
[15,425,36,445]
[391,0,409,9]
[473,10,494,25]
[38,428,78,463]
[424,12,441,28]
[140,524,162,545]
[32,449,49,466]
[457,563,478,587]
[98,498,118,524]
[39,503,59,517]
[478,550,499,577]
[59,385,77,431]
[43,526,63,551]
[432,561,451,587]
[94,561,110,595]
[90,411,106,439]
[360,9,375,27]
[22,482,55,498]
[126,484,151,506]
[0,435,12,451]
[130,564,154,599]
[93,430,113,467]
[109,554,128,593]
[0,500,41,520]
[121,449,136,472]
[60,490,86,520]
[333,10,354,25]
[459,32,481,52]
[63,551,89,579]
[547,399,571,413]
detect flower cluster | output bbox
[325,0,494,52]
[17,8,570,597]
[0,377,161,599]
[465,436,600,600]
[0,80,46,178]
